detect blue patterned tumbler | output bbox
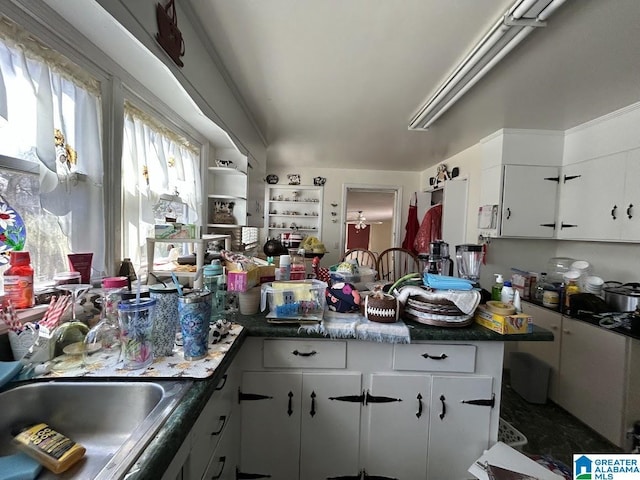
[178,290,212,360]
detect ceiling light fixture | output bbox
[408,0,569,130]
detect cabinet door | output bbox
[365,374,430,479]
[518,303,562,401]
[441,179,468,250]
[203,412,241,480]
[500,165,559,238]
[299,372,362,480]
[428,376,493,480]
[558,154,626,240]
[239,371,302,479]
[557,318,627,446]
[621,149,640,240]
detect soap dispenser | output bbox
[491,274,504,301]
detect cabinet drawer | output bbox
[263,339,346,368]
[393,344,476,372]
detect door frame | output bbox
[340,183,403,255]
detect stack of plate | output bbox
[403,296,473,327]
[583,275,604,295]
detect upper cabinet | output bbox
[558,148,640,241]
[479,129,564,239]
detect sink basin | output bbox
[0,380,192,479]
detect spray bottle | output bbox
[491,274,504,301]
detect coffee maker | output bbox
[455,244,484,284]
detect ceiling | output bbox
[189,0,640,172]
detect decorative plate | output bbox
[266,174,279,184]
[0,200,27,264]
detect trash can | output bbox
[509,351,550,404]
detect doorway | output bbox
[340,184,403,258]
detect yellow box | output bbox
[474,305,533,334]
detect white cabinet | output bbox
[558,149,640,241]
[265,185,323,241]
[556,317,628,446]
[365,373,493,480]
[201,412,240,480]
[518,302,562,401]
[479,129,563,239]
[239,371,362,479]
[235,337,503,480]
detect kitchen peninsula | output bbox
[125,314,553,480]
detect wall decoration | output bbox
[287,174,301,185]
[156,0,185,67]
[313,176,326,186]
[215,159,234,168]
[211,201,236,225]
[265,174,279,184]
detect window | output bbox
[0,19,105,282]
[121,101,202,277]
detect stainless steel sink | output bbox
[0,380,192,479]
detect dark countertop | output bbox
[126,311,553,478]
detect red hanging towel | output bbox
[401,192,420,255]
[413,203,442,254]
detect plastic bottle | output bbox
[491,274,504,301]
[4,251,34,309]
[203,260,226,322]
[500,281,515,305]
[276,255,291,281]
[513,289,522,313]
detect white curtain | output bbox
[122,105,201,273]
[0,22,105,277]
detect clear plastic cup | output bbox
[117,298,156,370]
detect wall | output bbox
[265,166,420,266]
[368,221,392,256]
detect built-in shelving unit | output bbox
[264,185,323,240]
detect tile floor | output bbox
[500,369,625,471]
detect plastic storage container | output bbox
[329,267,377,291]
[498,418,528,451]
[260,279,327,320]
[510,351,550,404]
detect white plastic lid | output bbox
[279,254,291,267]
[563,269,581,280]
[494,273,504,283]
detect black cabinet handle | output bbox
[421,353,448,360]
[564,174,582,183]
[211,415,226,436]
[540,223,556,229]
[439,394,446,420]
[628,204,633,219]
[416,393,423,418]
[215,374,227,391]
[560,222,578,229]
[506,208,511,220]
[210,456,226,479]
[612,205,618,220]
[310,391,316,417]
[292,349,317,357]
[461,393,496,408]
[287,391,293,416]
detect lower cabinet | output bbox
[236,338,502,480]
[202,412,241,480]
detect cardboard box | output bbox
[474,305,533,334]
[226,262,259,292]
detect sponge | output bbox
[0,452,42,480]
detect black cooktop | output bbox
[572,310,640,341]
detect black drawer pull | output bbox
[211,415,227,436]
[292,349,317,357]
[422,353,448,360]
[215,374,227,391]
[210,456,226,479]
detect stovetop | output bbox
[572,310,640,340]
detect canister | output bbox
[149,284,179,357]
[178,290,212,360]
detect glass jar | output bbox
[564,270,581,310]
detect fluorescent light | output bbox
[408,0,568,130]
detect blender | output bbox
[427,240,453,276]
[455,244,484,284]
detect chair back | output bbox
[340,248,378,270]
[376,247,420,283]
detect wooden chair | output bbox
[339,248,378,270]
[376,247,420,283]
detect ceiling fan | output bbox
[346,210,382,230]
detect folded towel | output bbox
[299,310,410,344]
[395,286,481,315]
[423,273,474,291]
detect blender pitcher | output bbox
[455,244,484,282]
